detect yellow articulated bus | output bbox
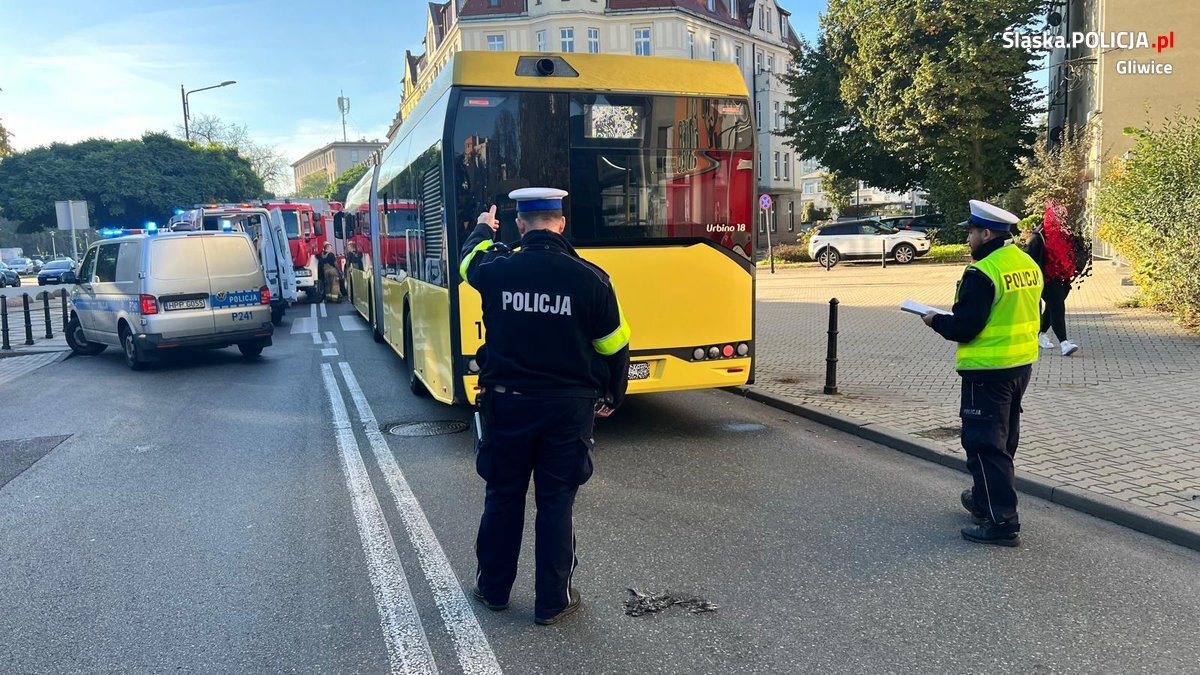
[340,51,756,405]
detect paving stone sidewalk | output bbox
[751,258,1200,525]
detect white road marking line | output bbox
[339,362,503,675]
[310,303,318,320]
[325,331,338,344]
[341,315,367,331]
[312,333,322,345]
[322,348,340,357]
[290,317,317,334]
[320,302,328,318]
[321,364,440,675]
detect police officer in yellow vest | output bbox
[923,200,1043,547]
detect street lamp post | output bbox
[181,80,237,142]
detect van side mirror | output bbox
[62,270,77,285]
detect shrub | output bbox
[769,244,809,263]
[1097,113,1200,328]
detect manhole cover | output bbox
[916,425,960,441]
[382,421,469,437]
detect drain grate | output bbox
[382,421,470,437]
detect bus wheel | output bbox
[404,313,428,397]
[369,291,384,343]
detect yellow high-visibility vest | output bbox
[956,244,1044,370]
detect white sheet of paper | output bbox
[901,299,951,317]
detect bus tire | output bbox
[369,287,384,343]
[404,312,428,397]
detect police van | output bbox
[169,204,298,324]
[62,230,275,370]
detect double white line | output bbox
[322,362,502,675]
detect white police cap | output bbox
[967,199,1020,231]
[510,187,568,213]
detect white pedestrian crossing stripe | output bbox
[340,315,367,332]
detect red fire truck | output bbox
[337,199,417,273]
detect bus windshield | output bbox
[451,91,755,259]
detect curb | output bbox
[729,386,1200,553]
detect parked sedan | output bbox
[808,219,931,267]
[0,262,20,287]
[37,259,76,285]
[3,257,34,275]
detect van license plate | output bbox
[165,299,205,311]
[628,362,651,380]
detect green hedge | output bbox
[1098,114,1200,328]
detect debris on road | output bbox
[624,588,718,617]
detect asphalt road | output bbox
[1,301,1198,674]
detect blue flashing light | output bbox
[173,208,185,215]
[220,220,233,231]
[100,227,124,238]
[146,221,158,235]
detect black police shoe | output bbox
[961,523,1021,547]
[471,585,509,611]
[960,488,989,525]
[534,588,582,626]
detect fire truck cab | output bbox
[259,200,324,301]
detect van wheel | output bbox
[404,313,428,397]
[892,243,917,264]
[65,316,106,356]
[238,342,264,358]
[816,247,840,268]
[120,325,146,371]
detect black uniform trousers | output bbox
[960,369,1032,528]
[1041,279,1072,341]
[474,390,595,618]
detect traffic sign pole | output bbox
[759,194,775,274]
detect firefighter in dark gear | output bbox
[923,200,1043,547]
[460,187,630,624]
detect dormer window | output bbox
[732,1,739,20]
[707,0,715,11]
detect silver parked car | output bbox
[63,231,274,369]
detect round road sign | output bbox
[759,194,773,211]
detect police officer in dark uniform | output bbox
[460,187,630,624]
[922,200,1043,547]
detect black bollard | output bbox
[2,300,10,350]
[61,289,69,332]
[824,298,839,395]
[22,293,35,346]
[42,291,53,339]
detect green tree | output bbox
[297,172,331,198]
[781,0,1042,222]
[1019,125,1093,231]
[0,133,263,233]
[820,171,857,213]
[327,162,369,202]
[0,119,12,158]
[799,200,815,224]
[1098,113,1200,327]
[177,113,290,195]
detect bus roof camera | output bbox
[516,55,579,78]
[536,58,555,76]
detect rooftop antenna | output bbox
[337,90,350,142]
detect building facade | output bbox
[1046,0,1200,254]
[292,141,387,188]
[394,0,819,237]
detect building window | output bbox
[788,202,795,232]
[707,0,715,10]
[710,36,719,61]
[486,34,505,51]
[758,151,763,177]
[351,150,359,162]
[755,100,761,127]
[758,6,764,30]
[770,206,777,232]
[634,28,652,56]
[588,27,600,53]
[767,55,774,72]
[767,8,774,33]
[734,43,743,69]
[561,27,575,53]
[783,153,790,180]
[774,152,781,180]
[773,101,781,130]
[537,30,547,52]
[732,2,738,20]
[781,14,788,36]
[755,51,763,74]
[687,31,695,59]
[804,180,819,195]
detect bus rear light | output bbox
[693,348,706,360]
[737,343,750,356]
[260,285,271,305]
[139,295,159,315]
[722,344,734,357]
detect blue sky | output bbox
[0,0,823,189]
